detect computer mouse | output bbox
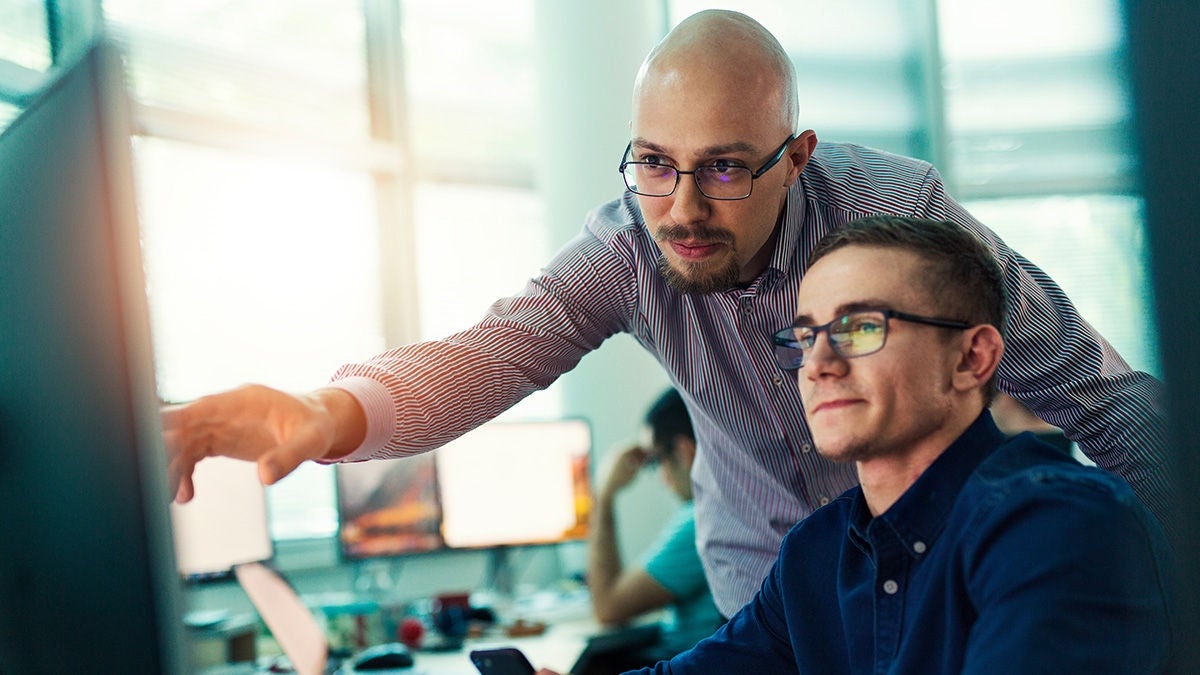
[350,642,414,670]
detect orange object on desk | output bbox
[505,619,547,637]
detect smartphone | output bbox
[469,647,536,675]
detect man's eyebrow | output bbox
[631,138,757,158]
[792,300,892,324]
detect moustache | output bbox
[653,222,735,246]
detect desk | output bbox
[200,590,612,674]
[332,589,601,674]
[203,619,594,675]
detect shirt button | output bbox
[801,443,811,453]
[772,375,782,386]
[818,496,830,506]
[882,580,899,595]
[913,541,927,554]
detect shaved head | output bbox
[634,10,798,133]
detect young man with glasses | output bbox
[165,10,1173,621]
[538,215,1179,674]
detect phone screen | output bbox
[469,647,536,675]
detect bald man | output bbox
[165,9,1170,619]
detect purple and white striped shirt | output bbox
[331,142,1170,617]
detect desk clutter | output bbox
[196,588,597,674]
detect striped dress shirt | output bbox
[331,141,1171,617]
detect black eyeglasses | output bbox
[618,135,795,200]
[771,309,971,370]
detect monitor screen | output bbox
[0,42,188,672]
[437,419,592,549]
[336,452,444,559]
[170,456,273,580]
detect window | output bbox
[101,0,383,541]
[938,0,1132,195]
[0,0,51,131]
[0,1,50,71]
[936,0,1155,375]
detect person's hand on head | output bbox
[600,444,651,504]
[162,384,365,503]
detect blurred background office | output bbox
[0,0,1167,620]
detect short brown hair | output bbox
[809,215,1008,331]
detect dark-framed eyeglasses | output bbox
[771,309,972,370]
[618,135,795,200]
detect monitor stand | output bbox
[352,558,397,601]
[481,546,516,600]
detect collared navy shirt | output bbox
[637,412,1177,674]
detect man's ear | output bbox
[785,129,819,185]
[672,435,697,468]
[952,324,1004,393]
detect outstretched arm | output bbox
[162,384,365,502]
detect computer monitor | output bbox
[335,452,444,560]
[436,419,592,549]
[170,456,274,582]
[436,419,592,593]
[0,42,188,673]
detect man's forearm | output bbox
[587,494,624,619]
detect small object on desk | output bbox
[343,642,414,671]
[503,619,546,638]
[469,647,535,675]
[397,616,425,649]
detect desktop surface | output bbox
[201,589,602,675]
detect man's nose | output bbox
[669,173,711,224]
[802,331,849,380]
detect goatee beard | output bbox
[657,256,740,294]
[653,222,740,294]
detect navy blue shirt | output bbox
[632,412,1177,674]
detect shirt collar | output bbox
[848,410,1006,556]
[765,181,809,280]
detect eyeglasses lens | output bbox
[773,312,888,369]
[696,167,750,198]
[830,314,886,357]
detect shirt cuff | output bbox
[321,376,394,463]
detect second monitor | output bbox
[336,419,592,565]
